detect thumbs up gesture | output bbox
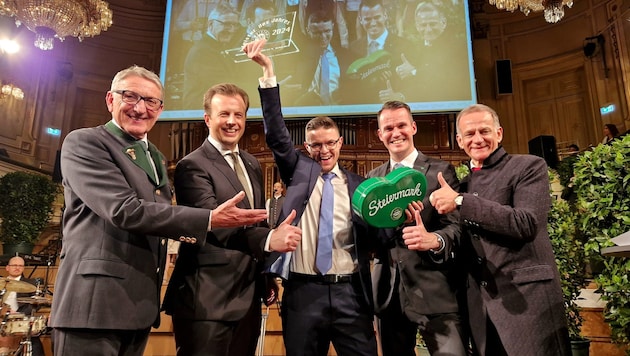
[396,53,416,80]
[429,172,459,214]
[401,210,442,252]
[269,210,302,252]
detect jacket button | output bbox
[472,234,480,240]
[155,189,161,195]
[473,192,478,196]
[480,281,487,287]
[476,257,484,264]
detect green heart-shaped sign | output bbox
[352,167,427,228]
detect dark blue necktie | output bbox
[320,52,331,105]
[316,172,335,274]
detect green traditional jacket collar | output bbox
[104,121,168,188]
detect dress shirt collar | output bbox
[207,134,239,156]
[390,149,418,169]
[367,29,388,50]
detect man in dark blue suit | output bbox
[244,39,378,356]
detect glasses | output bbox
[307,138,341,151]
[213,19,240,30]
[113,90,163,111]
[7,265,24,268]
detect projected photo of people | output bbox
[160,0,475,120]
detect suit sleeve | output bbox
[61,129,209,244]
[259,86,301,184]
[173,153,269,260]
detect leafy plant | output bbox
[547,179,586,340]
[0,171,59,244]
[455,163,470,181]
[573,136,630,352]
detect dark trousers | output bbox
[172,297,261,356]
[52,327,150,356]
[281,276,377,356]
[378,286,469,356]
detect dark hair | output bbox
[305,116,339,134]
[245,0,276,22]
[308,10,334,26]
[604,123,620,137]
[377,101,412,128]
[568,144,579,152]
[203,83,250,114]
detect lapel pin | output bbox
[126,148,137,160]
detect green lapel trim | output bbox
[104,121,167,187]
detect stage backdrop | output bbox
[159,0,477,120]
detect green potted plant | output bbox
[573,135,630,355]
[547,179,589,355]
[0,171,59,255]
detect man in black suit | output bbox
[347,0,410,104]
[50,65,267,356]
[289,11,352,106]
[368,101,468,356]
[244,39,378,356]
[163,83,301,356]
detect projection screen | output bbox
[159,0,477,120]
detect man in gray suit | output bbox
[49,65,267,356]
[430,103,571,355]
[163,83,301,356]
[367,101,468,356]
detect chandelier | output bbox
[489,0,574,23]
[0,0,113,50]
[0,83,24,100]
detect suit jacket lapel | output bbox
[104,121,165,187]
[201,141,251,209]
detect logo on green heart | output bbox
[352,167,427,228]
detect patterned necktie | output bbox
[271,197,279,228]
[368,40,379,55]
[320,52,331,104]
[229,152,254,207]
[392,162,404,172]
[316,172,335,275]
[139,141,159,182]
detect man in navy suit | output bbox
[244,39,378,356]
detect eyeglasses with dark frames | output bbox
[212,19,240,30]
[113,90,163,111]
[307,138,341,151]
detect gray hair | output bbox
[456,104,501,134]
[110,65,163,99]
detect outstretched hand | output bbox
[211,191,268,228]
[429,172,459,214]
[269,209,302,252]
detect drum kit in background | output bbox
[0,279,51,356]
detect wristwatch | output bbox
[429,234,445,254]
[454,194,463,207]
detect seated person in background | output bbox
[602,123,619,144]
[243,0,276,34]
[3,256,44,356]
